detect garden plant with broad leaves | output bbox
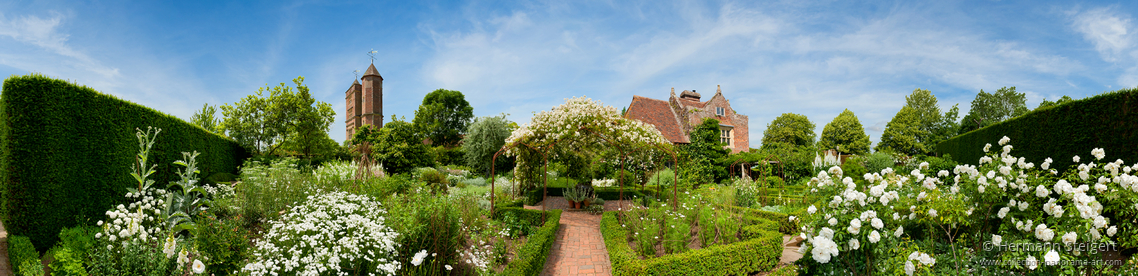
[796,136,1138,275]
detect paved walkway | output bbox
[1,219,13,275]
[527,197,631,276]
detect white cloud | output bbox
[1072,7,1133,62]
[0,11,119,78]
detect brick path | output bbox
[527,197,631,276]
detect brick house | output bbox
[624,85,749,153]
[345,63,384,139]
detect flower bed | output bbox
[600,211,782,275]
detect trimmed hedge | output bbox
[936,88,1138,172]
[494,208,562,276]
[0,74,250,251]
[723,205,799,234]
[8,235,39,276]
[601,211,782,276]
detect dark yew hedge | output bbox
[936,88,1138,173]
[0,74,249,251]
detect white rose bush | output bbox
[797,136,1138,275]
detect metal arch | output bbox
[489,120,682,216]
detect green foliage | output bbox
[817,109,871,155]
[87,240,178,276]
[0,74,248,251]
[937,87,1138,175]
[220,76,335,157]
[1037,95,1075,109]
[646,168,676,187]
[876,106,927,155]
[681,118,730,185]
[497,209,562,276]
[412,89,474,147]
[613,169,639,187]
[194,214,249,276]
[48,247,88,276]
[601,211,782,276]
[218,157,316,227]
[9,235,39,276]
[920,154,957,174]
[190,103,222,135]
[162,151,209,235]
[56,226,98,264]
[386,192,463,275]
[362,117,436,175]
[432,145,464,166]
[18,259,44,276]
[958,86,1028,134]
[738,143,818,183]
[760,113,816,148]
[462,115,515,176]
[840,158,867,182]
[721,205,799,234]
[863,152,895,174]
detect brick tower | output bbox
[346,63,383,139]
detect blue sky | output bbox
[2,0,1137,148]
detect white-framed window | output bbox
[716,107,725,116]
[720,129,732,146]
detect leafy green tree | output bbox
[356,116,435,175]
[928,104,960,149]
[412,89,474,147]
[1037,95,1075,109]
[760,113,816,149]
[220,88,275,155]
[959,87,1028,134]
[190,103,222,135]
[680,118,729,185]
[876,106,927,155]
[817,109,871,155]
[220,77,335,156]
[904,89,941,147]
[462,115,515,176]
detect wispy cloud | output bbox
[0,11,119,78]
[1072,7,1133,63]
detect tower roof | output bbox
[353,79,360,85]
[363,64,383,80]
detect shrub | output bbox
[839,158,867,183]
[921,154,957,174]
[613,169,640,186]
[205,172,237,184]
[195,214,249,276]
[863,152,894,174]
[48,247,88,276]
[56,226,98,263]
[647,168,676,187]
[8,235,39,276]
[18,259,44,276]
[242,191,402,275]
[386,191,463,275]
[0,74,249,251]
[601,211,782,275]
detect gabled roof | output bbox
[625,95,690,144]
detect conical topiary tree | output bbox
[817,109,871,155]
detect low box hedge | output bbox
[494,207,562,276]
[723,205,798,234]
[600,211,782,276]
[524,186,653,204]
[8,235,39,276]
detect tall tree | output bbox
[463,114,515,176]
[876,106,926,155]
[220,77,334,156]
[904,89,941,143]
[412,89,474,147]
[817,109,871,155]
[959,87,1028,134]
[190,103,221,135]
[928,104,960,149]
[760,113,816,149]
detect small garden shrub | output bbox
[601,211,782,275]
[386,190,463,275]
[863,152,894,174]
[49,247,88,276]
[8,235,39,276]
[18,259,44,276]
[242,191,401,275]
[195,214,249,276]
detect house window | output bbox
[720,129,732,146]
[716,107,725,116]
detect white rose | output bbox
[1062,232,1077,246]
[998,207,1010,219]
[868,230,881,243]
[1108,226,1118,237]
[1026,255,1038,270]
[992,234,1002,246]
[1044,250,1060,266]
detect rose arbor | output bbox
[490,96,678,215]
